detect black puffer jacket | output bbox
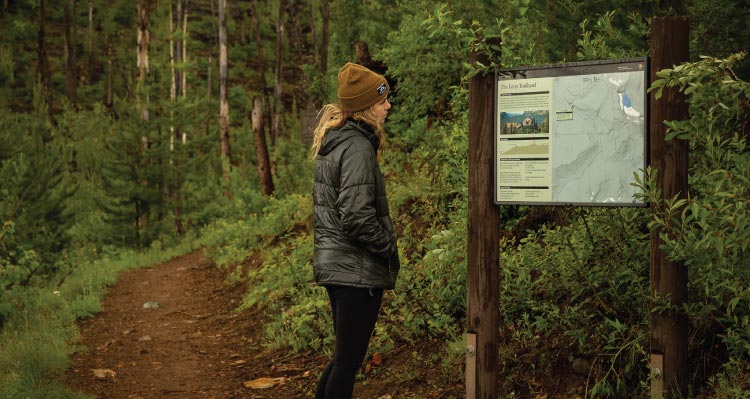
[312,119,400,289]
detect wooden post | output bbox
[466,39,501,399]
[649,16,689,399]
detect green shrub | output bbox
[699,359,750,399]
[640,52,750,396]
[239,233,333,352]
[204,193,312,268]
[380,3,472,145]
[499,207,650,396]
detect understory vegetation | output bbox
[2,0,749,398]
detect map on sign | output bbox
[494,58,648,206]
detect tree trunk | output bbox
[88,0,93,54]
[208,0,217,101]
[169,0,178,151]
[87,0,97,86]
[272,0,286,146]
[137,0,151,122]
[250,0,264,75]
[135,0,151,237]
[37,0,54,125]
[319,0,329,77]
[218,0,232,183]
[174,0,184,100]
[309,0,318,71]
[308,0,328,109]
[252,96,275,196]
[64,0,78,107]
[207,55,212,99]
[251,0,273,137]
[168,0,187,235]
[137,0,151,81]
[182,1,188,100]
[177,0,188,233]
[287,0,303,59]
[169,0,186,131]
[106,44,113,112]
[170,0,177,103]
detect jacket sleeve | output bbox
[337,141,391,252]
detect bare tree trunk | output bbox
[169,0,177,152]
[88,0,93,54]
[309,0,318,71]
[207,55,212,99]
[249,0,266,85]
[319,0,329,76]
[218,0,232,184]
[177,0,188,234]
[272,0,286,146]
[136,0,151,237]
[297,0,330,111]
[252,96,274,196]
[251,0,273,147]
[169,1,186,114]
[106,45,113,112]
[287,0,304,59]
[37,0,54,125]
[137,0,151,122]
[168,0,187,235]
[174,0,183,100]
[87,0,97,86]
[307,0,327,109]
[264,91,272,141]
[64,0,78,107]
[170,0,176,103]
[208,0,217,102]
[182,1,188,100]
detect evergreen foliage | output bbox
[0,102,72,300]
[1,0,749,397]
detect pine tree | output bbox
[0,93,73,281]
[98,107,165,247]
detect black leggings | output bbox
[315,286,384,399]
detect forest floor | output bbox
[64,249,463,399]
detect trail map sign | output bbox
[494,58,648,206]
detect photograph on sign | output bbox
[494,58,648,206]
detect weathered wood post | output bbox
[466,38,501,399]
[649,16,690,399]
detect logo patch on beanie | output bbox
[376,82,387,95]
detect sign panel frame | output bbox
[494,57,649,207]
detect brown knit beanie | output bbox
[337,62,389,112]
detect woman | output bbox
[311,62,400,398]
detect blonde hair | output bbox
[310,103,386,160]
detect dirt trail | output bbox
[65,250,321,399]
[65,250,464,399]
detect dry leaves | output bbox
[365,352,384,373]
[243,377,286,389]
[92,368,117,379]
